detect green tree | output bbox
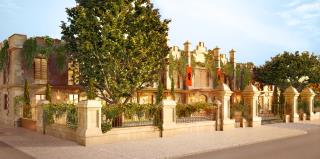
[0,40,9,70]
[272,86,279,114]
[45,83,52,102]
[87,78,96,100]
[23,80,31,118]
[61,0,170,104]
[254,51,320,91]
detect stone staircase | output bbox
[260,113,284,125]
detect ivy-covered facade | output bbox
[136,41,275,114]
[0,34,275,126]
[0,34,84,126]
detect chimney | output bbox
[229,49,236,91]
[229,49,235,64]
[184,40,191,66]
[213,47,220,68]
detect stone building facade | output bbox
[0,34,274,127]
[0,34,85,126]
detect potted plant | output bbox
[298,101,308,121]
[231,103,247,128]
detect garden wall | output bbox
[45,124,77,142]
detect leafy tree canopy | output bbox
[253,51,320,91]
[61,0,170,104]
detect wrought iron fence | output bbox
[101,104,162,132]
[176,103,217,123]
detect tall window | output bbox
[35,94,46,104]
[69,94,79,104]
[34,58,47,80]
[4,94,8,110]
[68,62,79,85]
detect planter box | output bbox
[21,118,37,131]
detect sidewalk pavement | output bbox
[1,120,319,159]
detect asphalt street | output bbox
[0,141,34,159]
[178,127,320,159]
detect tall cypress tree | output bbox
[23,80,31,118]
[272,86,279,114]
[45,83,52,102]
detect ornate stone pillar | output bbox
[283,86,300,122]
[300,87,316,120]
[162,99,176,128]
[76,100,102,146]
[242,84,261,127]
[161,99,177,137]
[213,83,235,129]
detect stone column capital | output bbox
[283,86,300,97]
[300,87,316,98]
[242,84,260,97]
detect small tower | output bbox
[213,47,220,68]
[183,40,192,66]
[229,49,235,64]
[229,49,236,91]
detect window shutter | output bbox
[41,59,48,80]
[34,58,41,80]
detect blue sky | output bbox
[0,0,319,65]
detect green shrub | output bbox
[176,102,215,118]
[101,103,161,133]
[101,123,112,133]
[42,103,77,129]
[231,103,249,119]
[314,98,320,109]
[298,101,309,115]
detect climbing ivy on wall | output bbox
[23,80,32,119]
[168,54,176,98]
[0,40,9,71]
[235,64,252,90]
[22,36,67,72]
[204,53,219,88]
[167,52,222,89]
[45,83,52,102]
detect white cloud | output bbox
[287,0,302,7]
[295,1,320,12]
[155,0,308,49]
[0,0,20,9]
[279,1,320,26]
[278,0,320,46]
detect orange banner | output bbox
[186,66,192,86]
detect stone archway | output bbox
[199,94,207,102]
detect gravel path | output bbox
[1,120,319,159]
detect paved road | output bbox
[178,127,320,159]
[0,141,34,159]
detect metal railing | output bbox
[176,107,217,123]
[101,104,162,129]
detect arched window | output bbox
[199,94,207,102]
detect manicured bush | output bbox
[298,101,309,115]
[101,103,161,133]
[176,102,215,118]
[231,103,249,119]
[42,103,77,129]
